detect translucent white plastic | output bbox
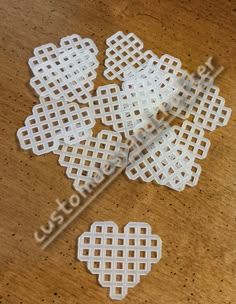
[53,130,128,191]
[104,31,155,81]
[29,34,99,103]
[77,222,162,300]
[17,97,95,155]
[125,121,209,191]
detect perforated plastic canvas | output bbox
[126,123,205,191]
[53,130,128,191]
[172,121,211,160]
[104,31,155,81]
[29,34,99,103]
[17,96,95,155]
[188,85,232,131]
[89,84,157,138]
[89,75,177,139]
[17,31,232,193]
[77,222,162,300]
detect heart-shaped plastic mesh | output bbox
[188,85,232,131]
[77,221,162,300]
[125,121,208,191]
[17,32,232,192]
[29,34,98,68]
[17,96,95,155]
[29,34,99,103]
[89,84,155,138]
[53,130,128,191]
[104,31,155,81]
[172,121,211,159]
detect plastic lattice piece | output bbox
[77,221,162,300]
[126,55,232,132]
[189,85,232,131]
[53,130,128,191]
[29,34,99,103]
[89,84,152,138]
[104,31,155,81]
[126,126,201,191]
[89,78,176,139]
[29,34,98,69]
[16,31,232,193]
[172,121,211,160]
[17,97,95,155]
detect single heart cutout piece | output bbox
[77,221,162,300]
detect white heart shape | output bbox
[77,222,162,300]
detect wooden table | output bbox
[0,0,235,303]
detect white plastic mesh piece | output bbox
[29,34,99,103]
[166,77,232,131]
[89,84,153,138]
[140,54,184,79]
[53,130,128,191]
[77,221,162,300]
[17,97,95,155]
[104,31,155,81]
[30,48,99,103]
[126,127,200,191]
[29,33,98,69]
[89,79,176,139]
[16,32,231,193]
[172,121,211,160]
[122,72,176,115]
[189,85,232,131]
[133,55,231,131]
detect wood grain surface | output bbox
[0,0,236,303]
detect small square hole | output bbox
[96,226,102,233]
[151,251,157,259]
[139,251,146,258]
[129,250,135,258]
[140,239,146,246]
[129,239,135,246]
[93,261,100,268]
[105,262,111,269]
[94,250,101,256]
[116,262,123,269]
[129,227,135,234]
[140,228,147,234]
[151,239,158,246]
[106,250,112,257]
[117,250,124,257]
[128,263,134,269]
[83,249,89,256]
[107,226,113,233]
[84,237,90,244]
[106,238,113,245]
[116,275,122,282]
[95,238,101,244]
[139,263,146,270]
[104,274,111,281]
[118,238,124,245]
[128,275,134,282]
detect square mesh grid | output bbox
[30,48,99,103]
[190,85,232,131]
[77,221,162,300]
[29,33,98,69]
[54,130,128,191]
[89,84,154,138]
[126,127,200,191]
[104,31,155,81]
[172,121,211,159]
[17,96,95,155]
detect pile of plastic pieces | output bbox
[17,32,231,191]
